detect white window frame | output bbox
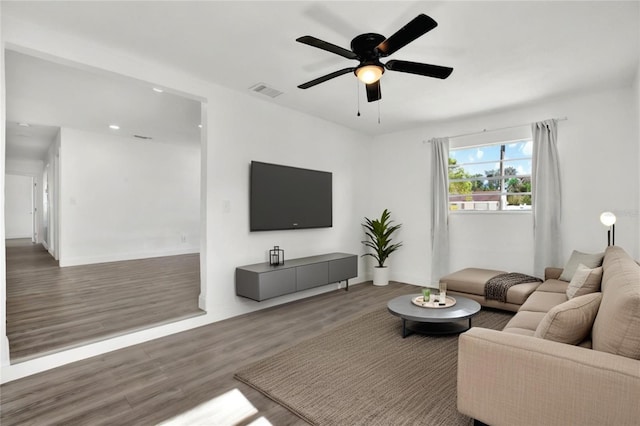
[448,139,533,213]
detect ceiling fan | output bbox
[296,14,453,102]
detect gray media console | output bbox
[235,252,358,301]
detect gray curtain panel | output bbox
[531,119,562,277]
[430,137,450,285]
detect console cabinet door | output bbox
[296,262,329,291]
[259,268,296,300]
[329,256,357,282]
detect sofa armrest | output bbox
[458,327,640,426]
[544,267,563,280]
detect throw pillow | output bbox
[566,264,603,299]
[534,292,602,345]
[558,250,605,282]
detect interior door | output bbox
[5,174,34,240]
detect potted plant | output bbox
[362,209,403,286]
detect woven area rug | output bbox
[235,307,513,426]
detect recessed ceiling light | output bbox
[109,124,120,130]
[17,122,30,127]
[152,87,164,93]
[198,124,203,128]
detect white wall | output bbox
[635,62,640,257]
[0,1,9,369]
[203,93,370,319]
[58,127,200,266]
[1,15,371,382]
[371,84,640,287]
[49,129,61,258]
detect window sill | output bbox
[449,209,532,215]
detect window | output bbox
[448,139,533,211]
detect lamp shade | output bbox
[600,211,616,227]
[355,65,384,84]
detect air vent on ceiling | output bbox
[249,82,283,98]
[133,134,153,140]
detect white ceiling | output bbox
[5,120,59,162]
[3,1,639,143]
[5,50,202,163]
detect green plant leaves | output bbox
[361,209,403,267]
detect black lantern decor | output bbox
[269,246,284,266]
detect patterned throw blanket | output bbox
[485,273,542,303]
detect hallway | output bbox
[5,239,203,362]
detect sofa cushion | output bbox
[535,279,569,294]
[501,327,536,337]
[559,250,605,282]
[601,245,636,293]
[566,264,603,299]
[503,281,543,305]
[440,268,506,295]
[592,246,640,359]
[519,290,568,313]
[503,311,547,334]
[534,292,602,345]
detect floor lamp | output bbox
[600,211,616,246]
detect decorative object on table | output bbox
[412,295,457,309]
[439,281,447,305]
[269,246,284,266]
[599,211,616,246]
[361,209,403,286]
[421,287,431,301]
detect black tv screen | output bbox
[250,161,332,231]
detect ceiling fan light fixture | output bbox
[355,64,384,84]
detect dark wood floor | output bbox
[0,281,416,425]
[5,239,203,361]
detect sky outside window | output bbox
[449,140,532,176]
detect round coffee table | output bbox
[387,294,481,337]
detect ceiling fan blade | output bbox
[296,36,358,60]
[298,67,356,89]
[366,80,381,102]
[376,14,438,57]
[385,60,453,79]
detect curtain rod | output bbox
[427,116,568,141]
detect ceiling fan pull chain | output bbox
[357,81,361,117]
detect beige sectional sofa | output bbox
[457,246,640,426]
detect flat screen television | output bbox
[250,161,332,231]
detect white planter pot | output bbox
[373,266,389,286]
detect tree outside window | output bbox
[448,140,532,211]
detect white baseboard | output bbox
[59,247,200,267]
[5,234,32,240]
